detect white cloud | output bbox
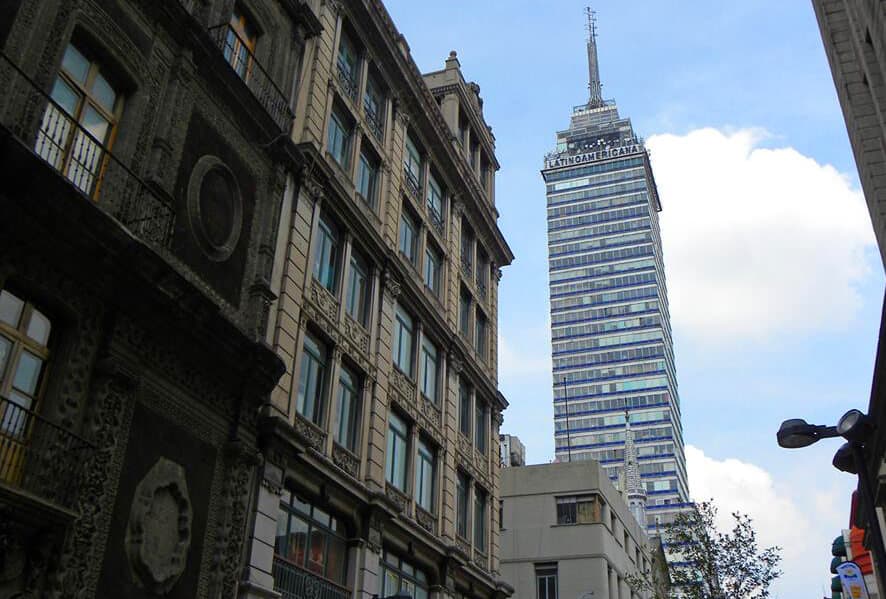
[686,445,849,599]
[647,128,875,343]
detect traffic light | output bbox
[831,534,847,599]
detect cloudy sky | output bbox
[385,1,885,597]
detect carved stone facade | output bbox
[0,0,310,597]
[249,2,514,599]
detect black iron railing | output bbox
[461,255,473,278]
[428,206,444,234]
[363,101,384,141]
[208,24,293,131]
[336,59,359,102]
[476,278,487,300]
[403,167,421,200]
[272,556,350,599]
[0,396,94,511]
[0,52,175,248]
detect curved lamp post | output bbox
[777,409,885,593]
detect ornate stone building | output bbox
[0,0,318,597]
[238,2,514,599]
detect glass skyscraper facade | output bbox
[542,17,689,533]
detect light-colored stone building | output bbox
[500,462,654,599]
[239,1,514,599]
[500,434,526,467]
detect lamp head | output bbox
[777,418,821,448]
[833,442,858,474]
[837,409,875,443]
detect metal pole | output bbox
[852,442,886,595]
[563,376,572,462]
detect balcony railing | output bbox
[208,24,293,132]
[428,206,444,234]
[272,556,350,599]
[1,52,175,248]
[336,60,359,102]
[476,278,487,300]
[403,168,421,200]
[363,101,384,141]
[461,255,473,278]
[0,396,94,511]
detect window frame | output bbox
[392,304,415,377]
[456,471,470,540]
[356,149,379,208]
[419,335,439,404]
[424,244,442,296]
[475,399,487,454]
[334,363,361,453]
[404,135,423,192]
[327,107,353,170]
[535,564,558,599]
[385,411,409,491]
[415,437,436,514]
[458,378,472,440]
[399,208,419,266]
[381,550,430,599]
[474,486,487,553]
[312,215,340,293]
[345,248,369,325]
[296,333,327,425]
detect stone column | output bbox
[239,463,284,599]
[593,558,609,599]
[608,567,619,599]
[619,575,630,599]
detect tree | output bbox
[626,500,782,599]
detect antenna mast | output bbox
[585,7,604,108]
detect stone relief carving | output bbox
[309,278,341,325]
[332,443,360,478]
[385,483,408,514]
[342,315,370,356]
[415,506,436,535]
[125,458,193,595]
[390,368,416,404]
[293,413,327,452]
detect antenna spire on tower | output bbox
[585,6,604,108]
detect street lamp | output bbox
[776,409,886,593]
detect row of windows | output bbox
[547,216,650,250]
[552,315,661,341]
[557,426,673,448]
[553,376,669,402]
[546,171,645,210]
[549,257,655,284]
[550,270,657,300]
[551,284,657,313]
[553,392,670,418]
[547,186,649,225]
[547,189,646,221]
[547,204,650,233]
[586,443,675,463]
[549,243,653,273]
[552,327,663,355]
[546,167,645,203]
[312,213,372,326]
[456,470,488,552]
[554,359,666,387]
[549,231,653,260]
[543,156,645,183]
[552,343,666,372]
[557,410,672,433]
[547,178,648,200]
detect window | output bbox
[37,43,122,195]
[475,310,487,359]
[419,336,438,403]
[399,208,418,265]
[475,400,487,454]
[225,9,257,80]
[327,108,352,169]
[536,564,558,599]
[474,487,487,552]
[555,495,603,525]
[0,290,51,453]
[424,245,442,296]
[345,249,369,325]
[381,551,429,599]
[336,28,359,98]
[356,150,379,207]
[458,378,471,439]
[297,334,327,425]
[392,304,414,376]
[364,70,385,138]
[386,411,409,490]
[460,222,474,273]
[404,135,422,195]
[312,216,339,293]
[476,248,489,297]
[275,491,348,587]
[427,173,444,228]
[456,471,470,539]
[415,438,435,513]
[335,365,360,452]
[458,288,471,337]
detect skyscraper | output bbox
[542,9,690,533]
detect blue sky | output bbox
[385,2,885,597]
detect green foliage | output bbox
[626,500,782,599]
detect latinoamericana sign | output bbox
[544,143,643,170]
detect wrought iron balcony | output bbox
[403,168,421,200]
[461,255,474,278]
[476,278,487,300]
[428,205,444,234]
[272,556,350,599]
[208,24,293,132]
[336,60,359,102]
[363,101,384,141]
[0,396,94,512]
[0,52,175,248]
